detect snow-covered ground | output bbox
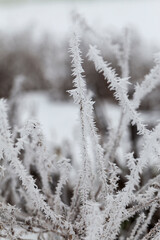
[18,92,121,145]
[0,0,160,46]
[17,92,122,167]
[18,92,79,146]
[17,92,160,165]
[16,92,133,167]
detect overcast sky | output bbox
[0,0,159,47]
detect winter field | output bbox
[0,0,160,239]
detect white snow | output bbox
[18,92,79,146]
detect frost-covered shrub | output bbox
[0,25,160,240]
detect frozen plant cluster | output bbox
[0,25,160,240]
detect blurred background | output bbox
[0,0,160,161]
